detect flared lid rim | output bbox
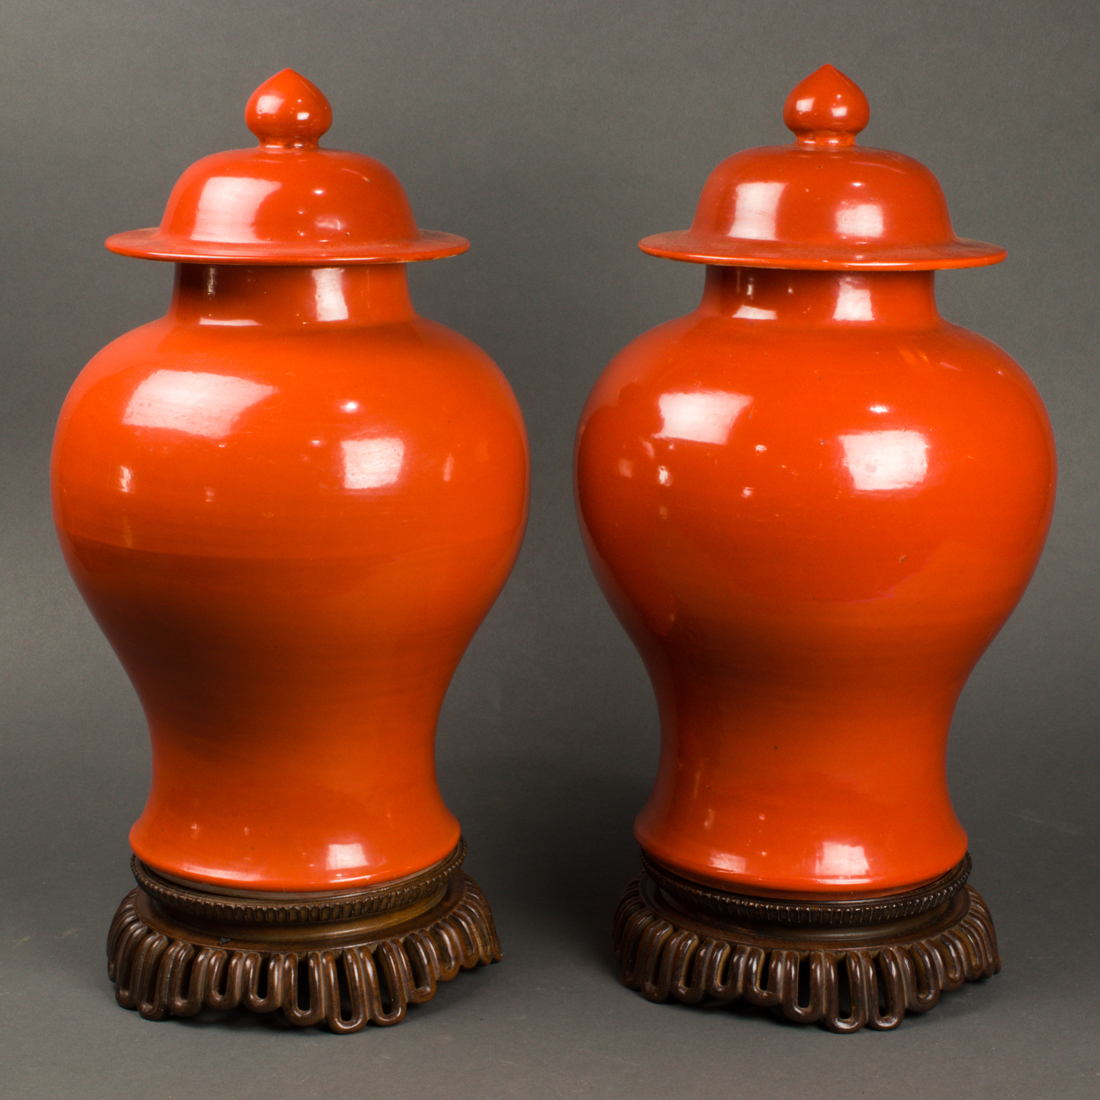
[105,226,471,265]
[638,231,1006,270]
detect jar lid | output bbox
[106,69,469,265]
[640,65,1004,270]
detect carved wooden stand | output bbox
[614,852,998,1032]
[107,840,500,1032]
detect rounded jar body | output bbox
[53,263,529,892]
[576,266,1054,895]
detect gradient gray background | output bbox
[2,1,1097,1096]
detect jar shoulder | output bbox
[579,313,1053,460]
[576,312,1056,569]
[52,316,529,556]
[62,314,520,415]
[587,313,1039,405]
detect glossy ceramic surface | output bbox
[640,65,1004,270]
[53,75,529,892]
[107,68,468,264]
[575,69,1055,896]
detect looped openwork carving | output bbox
[614,864,999,1032]
[107,853,500,1032]
[640,850,972,927]
[131,840,467,924]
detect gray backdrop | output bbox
[2,1,1097,1096]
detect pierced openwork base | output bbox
[107,839,500,1032]
[614,851,998,1032]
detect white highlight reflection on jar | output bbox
[815,841,871,878]
[840,429,928,491]
[835,202,885,239]
[655,391,753,446]
[191,177,280,243]
[124,370,276,439]
[832,275,875,322]
[312,268,350,322]
[342,436,405,489]
[325,842,367,871]
[729,181,787,241]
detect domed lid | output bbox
[107,69,468,265]
[640,65,1004,270]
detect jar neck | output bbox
[699,267,941,327]
[169,264,416,327]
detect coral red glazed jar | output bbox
[52,70,528,1031]
[575,66,1055,1031]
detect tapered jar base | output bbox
[613,851,998,1032]
[106,840,500,1032]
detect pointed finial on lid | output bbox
[246,69,333,149]
[783,65,870,147]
